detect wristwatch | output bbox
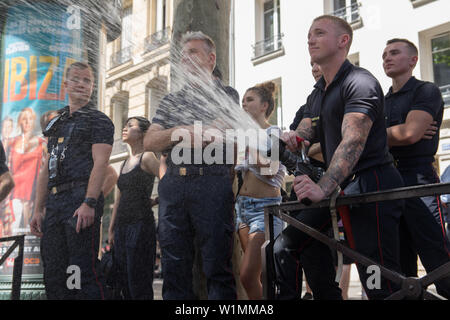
[83,197,97,208]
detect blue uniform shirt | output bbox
[47,103,114,188]
[305,60,392,173]
[385,76,444,164]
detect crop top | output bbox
[235,126,286,189]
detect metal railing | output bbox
[262,183,450,300]
[332,2,361,24]
[252,33,284,60]
[144,27,171,53]
[0,235,25,300]
[110,46,132,69]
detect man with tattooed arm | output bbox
[273,15,404,300]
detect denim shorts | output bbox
[235,195,283,237]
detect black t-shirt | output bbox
[304,60,392,173]
[47,103,114,188]
[290,104,305,131]
[294,88,322,144]
[0,142,9,175]
[152,79,239,166]
[385,76,444,164]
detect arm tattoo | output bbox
[318,113,373,196]
[296,118,315,142]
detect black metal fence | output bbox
[0,235,25,300]
[262,182,450,300]
[144,27,170,54]
[110,46,133,69]
[252,33,284,60]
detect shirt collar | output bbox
[67,101,93,117]
[314,59,353,91]
[386,76,417,98]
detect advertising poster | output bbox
[0,2,85,276]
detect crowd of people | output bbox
[0,13,444,300]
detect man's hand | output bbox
[423,121,438,140]
[281,131,300,152]
[73,203,95,233]
[293,175,326,203]
[30,210,44,237]
[281,131,311,153]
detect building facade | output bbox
[233,0,450,175]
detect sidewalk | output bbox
[152,262,438,300]
[328,263,437,300]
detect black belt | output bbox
[49,181,88,195]
[166,165,230,176]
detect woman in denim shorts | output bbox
[235,82,286,299]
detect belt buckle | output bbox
[51,187,57,194]
[179,167,187,176]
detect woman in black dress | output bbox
[108,116,160,299]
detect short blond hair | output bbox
[313,15,353,51]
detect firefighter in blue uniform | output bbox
[30,62,114,300]
[144,31,238,300]
[383,38,450,298]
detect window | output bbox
[253,0,284,61]
[148,0,167,35]
[121,6,133,50]
[156,0,166,32]
[332,0,361,25]
[431,32,450,106]
[146,77,168,120]
[111,6,133,68]
[263,0,280,45]
[267,79,284,130]
[144,0,170,53]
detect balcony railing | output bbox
[144,27,171,53]
[252,33,284,60]
[441,84,450,107]
[110,46,132,69]
[111,137,128,156]
[332,2,361,25]
[410,0,437,8]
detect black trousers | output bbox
[114,219,156,299]
[397,163,450,298]
[41,185,104,300]
[274,163,404,300]
[158,172,236,300]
